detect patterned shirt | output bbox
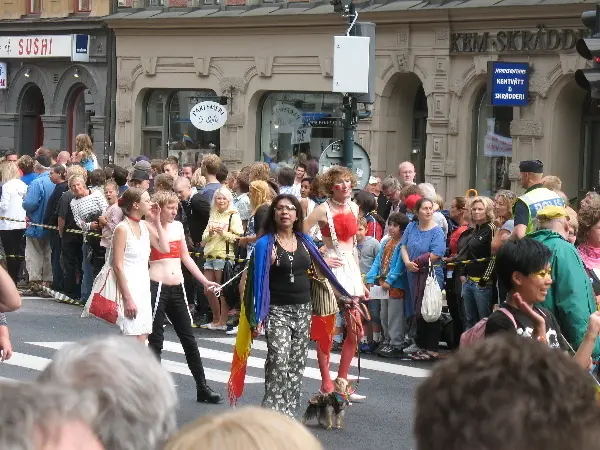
[70,189,108,238]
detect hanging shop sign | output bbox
[0,62,7,90]
[450,26,590,53]
[0,35,90,61]
[190,101,228,131]
[487,61,529,107]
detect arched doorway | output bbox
[20,84,45,156]
[67,86,88,153]
[412,86,428,183]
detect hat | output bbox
[133,160,152,173]
[130,155,150,164]
[404,194,423,212]
[519,160,544,174]
[35,155,51,168]
[368,176,378,185]
[130,169,149,182]
[536,205,569,222]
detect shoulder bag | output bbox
[421,258,443,323]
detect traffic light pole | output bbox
[341,3,357,170]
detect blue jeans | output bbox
[462,279,492,329]
[81,242,94,303]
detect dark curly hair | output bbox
[577,203,600,243]
[319,166,356,195]
[415,334,600,450]
[261,194,304,236]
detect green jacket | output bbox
[529,230,600,358]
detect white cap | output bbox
[368,176,378,184]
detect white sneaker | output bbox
[348,393,366,402]
[226,326,238,335]
[213,324,228,331]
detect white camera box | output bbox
[332,36,370,94]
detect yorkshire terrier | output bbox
[302,377,351,430]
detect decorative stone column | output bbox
[41,115,67,150]
[219,77,246,169]
[90,115,107,164]
[0,114,19,151]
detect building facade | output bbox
[0,0,112,162]
[109,0,595,201]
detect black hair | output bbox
[301,177,313,185]
[354,190,386,230]
[90,168,106,187]
[261,194,304,237]
[4,149,17,157]
[296,163,307,171]
[277,167,295,187]
[495,239,552,292]
[112,166,128,187]
[216,163,228,184]
[50,164,67,180]
[182,162,196,171]
[387,212,410,231]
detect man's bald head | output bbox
[398,161,416,186]
[57,151,70,165]
[174,177,192,202]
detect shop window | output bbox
[259,92,343,167]
[471,88,513,196]
[76,0,92,12]
[142,89,220,163]
[28,0,42,14]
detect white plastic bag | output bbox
[421,259,443,323]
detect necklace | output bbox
[330,198,350,207]
[275,234,296,284]
[126,215,141,223]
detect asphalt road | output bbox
[1,298,431,450]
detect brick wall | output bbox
[168,0,187,6]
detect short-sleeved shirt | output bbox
[400,221,446,285]
[57,191,80,241]
[485,303,569,351]
[201,183,222,203]
[500,219,515,234]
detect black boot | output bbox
[197,384,223,404]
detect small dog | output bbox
[302,377,351,430]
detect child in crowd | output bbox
[365,212,410,358]
[356,218,382,353]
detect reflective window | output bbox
[471,89,513,196]
[259,92,343,168]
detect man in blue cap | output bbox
[511,160,564,239]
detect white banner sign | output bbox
[292,127,312,145]
[484,132,513,158]
[0,35,89,60]
[190,101,228,131]
[0,62,7,90]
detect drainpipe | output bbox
[102,0,118,166]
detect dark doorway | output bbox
[580,95,600,203]
[411,86,427,183]
[20,84,45,156]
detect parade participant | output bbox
[303,166,369,400]
[148,190,222,404]
[228,194,357,412]
[201,186,243,330]
[511,160,564,239]
[111,188,169,341]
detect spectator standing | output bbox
[56,150,70,166]
[163,160,179,183]
[355,190,385,241]
[397,161,416,187]
[232,170,252,230]
[73,134,98,172]
[577,203,600,305]
[304,151,319,178]
[182,163,195,181]
[216,164,229,186]
[18,155,36,186]
[98,180,122,266]
[200,154,222,203]
[0,161,27,283]
[44,164,69,292]
[278,167,297,197]
[22,155,55,290]
[381,177,403,225]
[113,166,129,197]
[292,164,306,198]
[3,149,18,164]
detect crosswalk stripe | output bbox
[199,337,431,378]
[19,343,262,384]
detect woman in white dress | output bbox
[112,188,169,342]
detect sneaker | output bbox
[226,326,238,335]
[212,324,228,331]
[379,346,405,358]
[358,342,371,353]
[403,343,422,355]
[367,341,381,353]
[348,393,366,402]
[376,345,392,356]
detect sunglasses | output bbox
[275,205,296,212]
[532,267,552,279]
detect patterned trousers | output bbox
[262,302,312,418]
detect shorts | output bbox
[203,258,226,271]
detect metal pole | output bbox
[341,3,357,170]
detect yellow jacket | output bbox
[202,209,243,258]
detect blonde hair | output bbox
[249,180,271,212]
[67,164,88,183]
[211,186,233,212]
[542,175,562,192]
[151,190,179,208]
[68,175,86,189]
[164,407,322,450]
[191,168,206,189]
[0,160,20,183]
[75,134,94,159]
[469,196,495,222]
[248,162,270,182]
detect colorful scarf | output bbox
[578,244,600,270]
[228,232,351,405]
[380,238,400,279]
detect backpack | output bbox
[460,308,517,348]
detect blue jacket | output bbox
[365,236,407,289]
[22,172,55,239]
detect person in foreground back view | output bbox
[164,406,322,450]
[414,334,600,450]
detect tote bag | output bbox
[421,259,443,323]
[82,250,124,326]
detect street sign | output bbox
[318,140,371,191]
[189,101,228,131]
[487,61,529,107]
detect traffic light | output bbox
[575,6,600,99]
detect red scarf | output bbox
[578,244,600,270]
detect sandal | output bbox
[409,350,439,361]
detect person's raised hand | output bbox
[513,292,546,341]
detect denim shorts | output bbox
[203,258,226,271]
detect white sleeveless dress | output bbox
[115,219,152,336]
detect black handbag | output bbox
[221,214,245,308]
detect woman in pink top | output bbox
[99,181,123,264]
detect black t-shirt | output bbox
[44,181,68,227]
[485,303,569,351]
[270,241,311,306]
[57,191,81,241]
